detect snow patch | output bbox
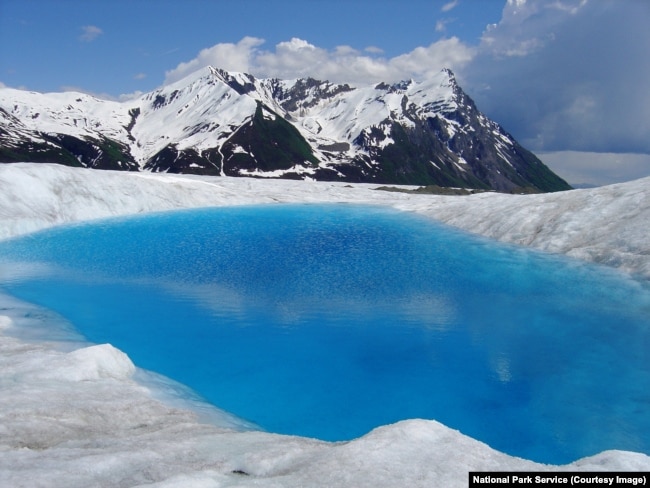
[453,157,468,172]
[34,344,136,381]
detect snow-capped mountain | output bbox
[0,67,571,192]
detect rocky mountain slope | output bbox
[0,67,571,192]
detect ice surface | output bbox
[1,163,648,278]
[1,163,649,487]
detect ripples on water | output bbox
[0,204,649,464]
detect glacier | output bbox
[0,162,649,487]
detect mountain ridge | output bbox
[0,66,571,193]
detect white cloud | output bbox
[547,0,589,15]
[364,46,384,55]
[79,25,103,42]
[388,38,475,80]
[506,0,528,11]
[133,73,147,80]
[435,19,450,32]
[164,36,265,85]
[462,0,650,159]
[479,0,570,58]
[254,38,328,79]
[165,36,475,87]
[441,0,459,13]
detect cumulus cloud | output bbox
[254,38,326,79]
[79,25,103,42]
[479,0,581,58]
[461,0,650,157]
[164,36,265,85]
[165,36,475,87]
[388,38,474,80]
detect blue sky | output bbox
[1,0,649,185]
[0,0,503,96]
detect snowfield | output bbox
[1,162,649,487]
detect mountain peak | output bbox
[0,68,571,193]
[205,67,257,95]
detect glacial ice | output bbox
[0,162,649,487]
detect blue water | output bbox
[0,204,649,464]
